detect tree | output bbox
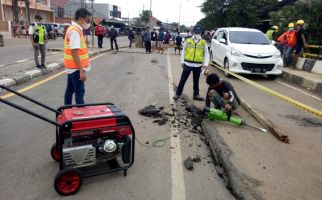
[140,10,151,26]
[270,0,322,45]
[12,0,19,23]
[200,0,278,29]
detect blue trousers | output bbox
[64,70,85,105]
[176,64,202,96]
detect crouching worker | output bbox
[205,73,240,116]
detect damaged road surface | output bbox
[0,48,234,200]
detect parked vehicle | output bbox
[210,27,283,78]
[44,23,57,40]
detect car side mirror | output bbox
[220,38,227,44]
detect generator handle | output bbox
[0,85,60,115]
[0,98,60,127]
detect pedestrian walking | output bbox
[143,27,151,53]
[151,28,158,51]
[29,14,47,69]
[108,26,118,51]
[157,28,164,53]
[173,25,209,101]
[95,22,105,48]
[128,28,135,48]
[175,32,183,54]
[64,8,92,105]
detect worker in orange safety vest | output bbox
[64,8,92,105]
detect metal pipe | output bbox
[0,85,60,115]
[0,98,60,127]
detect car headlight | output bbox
[231,47,243,57]
[273,50,281,58]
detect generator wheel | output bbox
[54,168,82,196]
[50,143,60,162]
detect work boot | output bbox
[41,64,46,69]
[36,65,42,69]
[173,95,180,100]
[193,95,204,101]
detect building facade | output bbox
[0,0,53,31]
[51,0,121,20]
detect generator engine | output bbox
[55,104,134,170]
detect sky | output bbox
[95,0,205,26]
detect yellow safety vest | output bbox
[64,25,89,69]
[184,38,206,64]
[33,24,46,44]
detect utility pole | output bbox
[149,0,152,16]
[25,0,30,25]
[178,2,181,27]
[91,0,94,48]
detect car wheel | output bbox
[224,59,231,77]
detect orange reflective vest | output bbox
[277,30,297,47]
[64,25,89,69]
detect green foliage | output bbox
[200,0,277,29]
[270,0,322,44]
[140,10,152,26]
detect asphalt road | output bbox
[0,48,234,200]
[0,36,129,67]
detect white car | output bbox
[210,27,283,78]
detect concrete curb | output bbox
[0,46,127,91]
[201,98,290,199]
[282,70,322,93]
[201,121,264,200]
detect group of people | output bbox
[94,23,119,51]
[265,19,308,67]
[11,22,29,38]
[139,27,172,53]
[27,8,239,116]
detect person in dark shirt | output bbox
[108,26,118,51]
[205,73,240,113]
[293,19,308,66]
[175,33,182,54]
[128,28,135,48]
[151,28,158,52]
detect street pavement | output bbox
[1,42,322,199]
[0,36,130,83]
[0,36,129,67]
[169,57,322,200]
[0,48,234,200]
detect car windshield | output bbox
[229,31,270,45]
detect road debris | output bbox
[184,157,194,170]
[192,155,201,163]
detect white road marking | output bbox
[276,80,321,101]
[0,65,5,68]
[167,52,186,200]
[16,59,29,63]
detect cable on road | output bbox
[135,128,187,148]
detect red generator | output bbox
[0,85,135,196]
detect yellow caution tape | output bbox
[210,63,322,118]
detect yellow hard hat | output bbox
[288,23,295,28]
[296,20,305,25]
[272,25,279,31]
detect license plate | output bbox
[252,68,265,73]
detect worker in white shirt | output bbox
[173,25,209,101]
